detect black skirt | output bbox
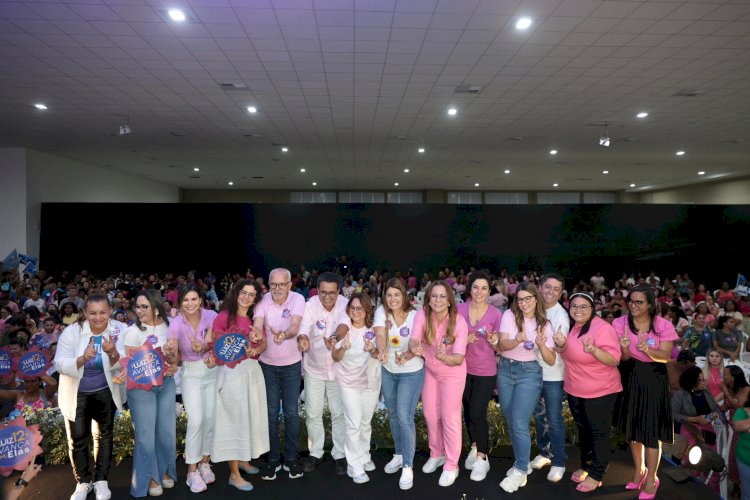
[617,360,674,448]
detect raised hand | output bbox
[553,325,566,348]
[619,334,631,350]
[102,335,116,355]
[164,363,179,377]
[535,327,547,348]
[190,338,203,354]
[83,337,96,362]
[409,339,423,357]
[378,350,388,363]
[112,368,127,384]
[298,335,311,353]
[582,336,596,354]
[163,338,178,356]
[436,340,446,356]
[364,339,374,352]
[205,354,216,368]
[516,330,528,345]
[250,327,263,344]
[636,333,649,352]
[487,332,499,346]
[467,332,477,344]
[341,336,351,350]
[324,335,338,350]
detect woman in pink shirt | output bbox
[614,284,677,500]
[409,280,468,488]
[556,292,622,493]
[456,271,502,482]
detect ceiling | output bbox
[1,0,749,193]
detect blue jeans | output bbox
[498,359,543,473]
[260,360,301,464]
[127,377,177,497]
[739,459,750,500]
[380,367,425,467]
[533,380,567,467]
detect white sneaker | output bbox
[547,466,565,483]
[93,481,111,500]
[352,472,370,484]
[399,466,413,490]
[506,464,532,476]
[464,446,478,470]
[161,477,174,489]
[71,482,93,500]
[363,460,376,472]
[422,455,446,473]
[148,484,163,496]
[470,456,490,481]
[500,468,528,493]
[384,454,403,474]
[186,470,207,493]
[198,462,216,484]
[439,469,459,487]
[530,454,551,470]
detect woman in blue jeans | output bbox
[374,278,425,490]
[119,290,178,497]
[494,282,556,493]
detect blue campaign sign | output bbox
[0,426,32,469]
[0,349,12,376]
[120,342,165,391]
[211,333,249,368]
[17,350,49,378]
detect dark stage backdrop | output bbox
[40,203,750,287]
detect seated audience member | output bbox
[713,316,742,361]
[702,349,725,405]
[720,299,744,323]
[667,350,696,394]
[682,314,714,356]
[0,373,57,414]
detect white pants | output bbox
[181,360,218,464]
[304,374,345,460]
[340,383,380,476]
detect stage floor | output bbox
[5,447,716,499]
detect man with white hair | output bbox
[253,268,306,480]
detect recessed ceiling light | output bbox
[516,18,532,30]
[394,182,399,186]
[312,181,317,186]
[675,150,685,156]
[447,108,457,116]
[300,168,306,173]
[553,183,558,187]
[168,9,186,22]
[549,149,558,155]
[474,183,479,187]
[193,167,199,172]
[281,147,288,152]
[418,147,425,153]
[247,106,257,113]
[227,181,234,186]
[630,183,636,187]
[33,103,48,110]
[404,168,410,173]
[504,169,510,174]
[602,170,609,174]
[698,171,705,175]
[636,112,648,118]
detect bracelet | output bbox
[490,338,499,346]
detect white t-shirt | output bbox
[334,324,380,389]
[373,306,423,374]
[123,322,169,350]
[537,302,569,381]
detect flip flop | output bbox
[571,470,588,483]
[576,480,602,492]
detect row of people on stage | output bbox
[45,268,689,500]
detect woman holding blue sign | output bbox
[166,284,219,493]
[331,293,382,485]
[0,373,57,412]
[207,279,269,492]
[120,290,178,497]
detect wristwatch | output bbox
[15,478,28,487]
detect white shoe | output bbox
[352,472,370,484]
[148,484,164,496]
[547,466,565,483]
[186,470,207,493]
[384,454,403,474]
[71,483,93,500]
[500,468,528,493]
[161,477,174,489]
[93,481,111,500]
[438,469,459,487]
[198,462,216,484]
[470,456,490,481]
[422,456,446,473]
[464,446,478,470]
[399,466,413,490]
[530,454,551,470]
[363,460,376,472]
[506,464,532,476]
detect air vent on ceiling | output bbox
[573,178,594,181]
[251,176,263,179]
[454,85,482,94]
[672,89,701,97]
[219,82,248,90]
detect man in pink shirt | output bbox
[253,268,306,481]
[297,272,350,476]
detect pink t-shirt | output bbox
[411,309,468,378]
[212,309,264,361]
[255,291,306,367]
[612,315,678,363]
[561,316,622,398]
[457,302,502,376]
[167,309,218,363]
[299,295,350,381]
[499,310,554,362]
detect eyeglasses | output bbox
[570,304,591,311]
[269,282,290,289]
[430,294,449,301]
[239,290,257,297]
[134,304,150,310]
[516,295,535,304]
[628,299,646,307]
[318,291,338,297]
[349,306,365,312]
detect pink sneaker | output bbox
[186,470,207,493]
[198,463,216,484]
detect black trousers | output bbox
[462,373,497,454]
[65,388,116,483]
[567,392,618,482]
